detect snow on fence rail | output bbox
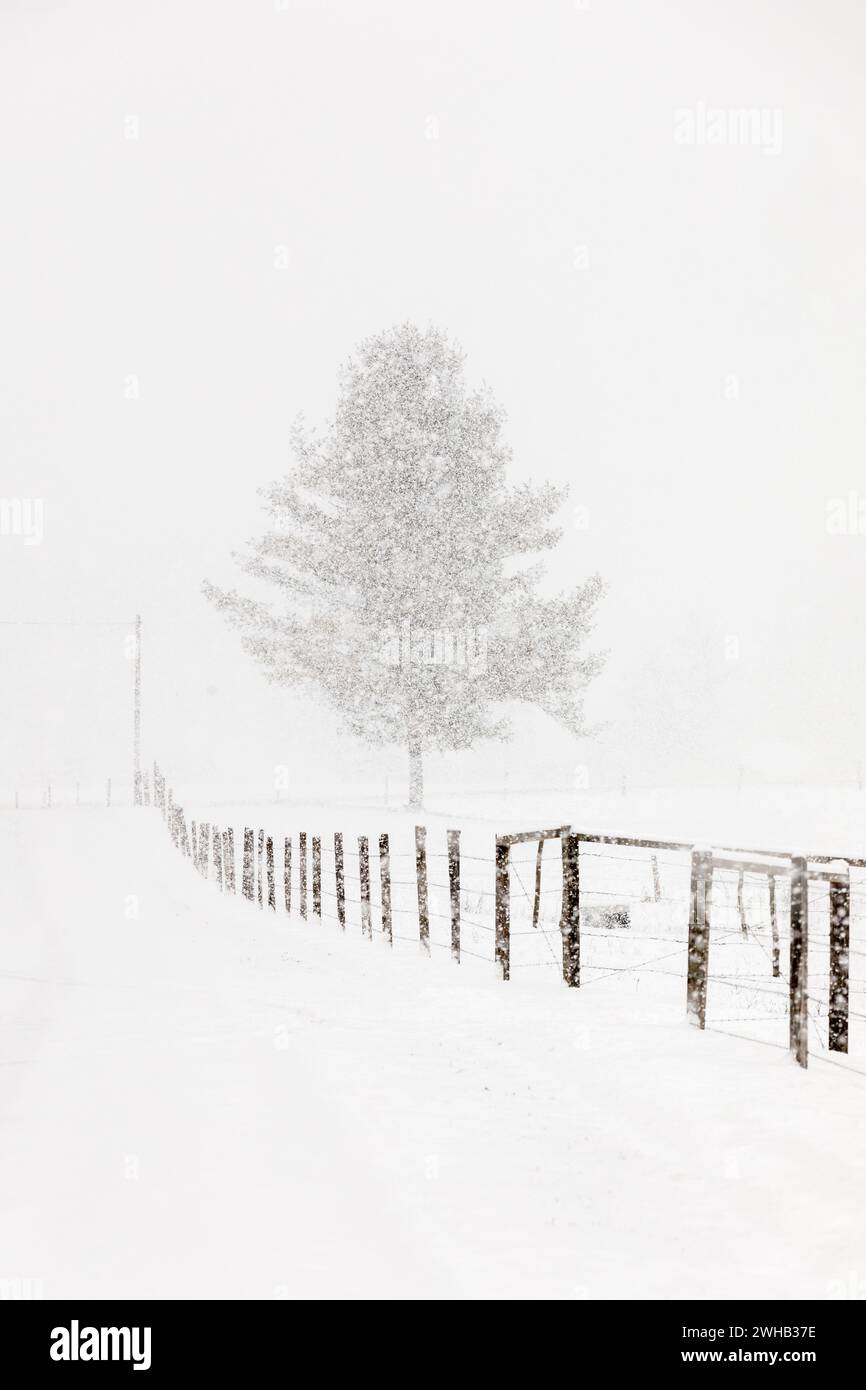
[150,760,866,1075]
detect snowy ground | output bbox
[2,806,866,1300]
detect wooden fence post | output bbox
[686,849,712,1028]
[789,855,809,1068]
[560,831,580,988]
[769,873,780,977]
[334,832,345,929]
[283,837,292,913]
[223,829,235,893]
[495,837,510,981]
[651,853,661,903]
[266,836,276,910]
[415,825,430,955]
[737,868,747,934]
[256,829,264,907]
[299,832,308,919]
[829,874,850,1054]
[379,833,393,944]
[447,829,461,963]
[531,839,544,929]
[242,828,255,900]
[312,836,322,919]
[358,836,372,939]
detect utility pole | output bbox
[133,613,142,805]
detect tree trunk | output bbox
[408,739,424,809]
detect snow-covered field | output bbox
[2,803,866,1300]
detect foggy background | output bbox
[1,0,865,802]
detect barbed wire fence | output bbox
[149,759,866,1077]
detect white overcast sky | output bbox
[1,0,865,796]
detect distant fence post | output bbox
[283,837,292,913]
[358,836,372,939]
[789,855,808,1068]
[299,832,307,919]
[560,830,580,988]
[242,828,255,900]
[334,832,345,929]
[686,848,712,1028]
[223,829,236,893]
[447,829,461,963]
[379,833,393,944]
[256,830,264,907]
[414,825,430,955]
[494,837,510,981]
[266,836,276,910]
[651,853,661,903]
[769,873,780,977]
[829,874,850,1054]
[312,836,322,919]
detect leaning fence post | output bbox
[789,855,809,1068]
[299,832,308,919]
[686,848,712,1028]
[829,874,849,1054]
[312,836,322,919]
[256,829,264,907]
[334,832,345,929]
[379,833,393,944]
[266,836,276,910]
[242,828,255,900]
[560,830,580,988]
[223,829,236,893]
[447,829,461,963]
[495,837,510,981]
[358,836,372,939]
[415,825,430,955]
[769,873,780,977]
[283,837,292,913]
